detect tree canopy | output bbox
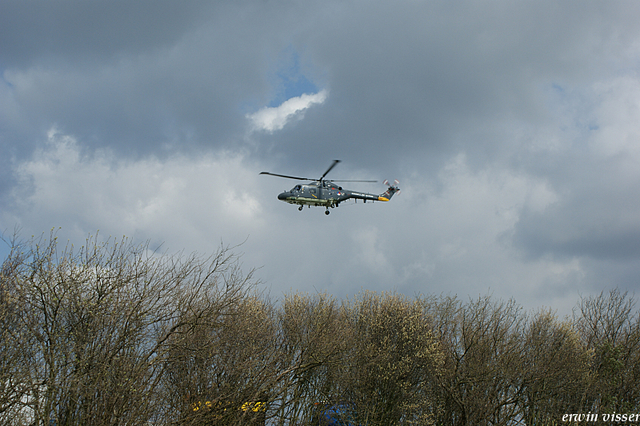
[1,233,639,425]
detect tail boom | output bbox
[347,181,400,202]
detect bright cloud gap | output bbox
[247,90,328,133]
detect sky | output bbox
[2,0,640,317]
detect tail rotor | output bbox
[381,179,400,200]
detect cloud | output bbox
[3,0,640,316]
[0,0,216,68]
[511,75,640,265]
[247,90,328,133]
[4,128,267,247]
[0,126,628,316]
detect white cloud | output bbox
[382,154,582,313]
[589,76,640,175]
[4,128,267,247]
[351,225,391,275]
[247,90,328,133]
[0,129,601,316]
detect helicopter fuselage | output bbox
[277,181,389,208]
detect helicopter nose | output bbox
[278,192,288,201]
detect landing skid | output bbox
[296,204,335,215]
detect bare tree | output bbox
[1,232,255,426]
[0,238,37,425]
[425,295,525,426]
[273,292,352,425]
[6,230,640,425]
[339,292,442,426]
[519,309,591,425]
[162,295,276,426]
[574,289,640,414]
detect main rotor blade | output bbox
[259,172,314,181]
[330,179,378,183]
[319,160,341,180]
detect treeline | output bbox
[1,234,639,425]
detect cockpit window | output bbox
[292,185,302,192]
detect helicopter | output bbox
[260,160,400,215]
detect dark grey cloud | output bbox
[0,0,214,67]
[513,159,640,262]
[3,0,637,163]
[247,1,640,172]
[1,0,289,158]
